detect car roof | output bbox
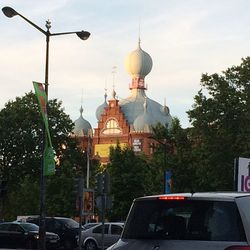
[88,222,124,228]
[1,222,37,226]
[135,192,250,201]
[26,216,75,220]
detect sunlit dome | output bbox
[120,40,172,129]
[125,40,153,79]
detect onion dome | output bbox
[73,106,92,136]
[125,40,153,81]
[95,92,108,121]
[161,98,170,115]
[133,98,155,132]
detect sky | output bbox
[1,0,250,129]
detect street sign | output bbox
[83,189,94,215]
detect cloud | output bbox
[1,0,250,129]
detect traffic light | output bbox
[95,171,111,195]
[0,180,7,197]
[96,173,104,195]
[104,171,110,194]
[73,178,84,198]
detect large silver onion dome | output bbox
[96,92,108,121]
[73,106,92,136]
[125,40,153,79]
[120,41,172,130]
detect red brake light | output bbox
[224,246,250,250]
[158,196,186,200]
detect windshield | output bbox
[123,199,246,242]
[58,218,79,229]
[21,223,39,231]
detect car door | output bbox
[107,224,123,247]
[0,223,11,248]
[8,224,26,248]
[92,224,109,248]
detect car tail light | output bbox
[224,246,250,250]
[158,196,186,200]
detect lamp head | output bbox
[2,6,18,18]
[76,30,91,40]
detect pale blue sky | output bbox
[1,0,250,128]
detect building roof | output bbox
[95,40,172,132]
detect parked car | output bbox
[107,192,250,250]
[82,222,99,231]
[0,221,59,249]
[81,222,124,250]
[26,216,81,250]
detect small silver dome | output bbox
[133,98,155,132]
[96,92,108,121]
[73,106,92,136]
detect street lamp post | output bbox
[148,124,170,194]
[2,6,90,250]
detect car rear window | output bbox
[122,199,246,242]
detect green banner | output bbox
[44,144,55,176]
[33,81,55,176]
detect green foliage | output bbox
[107,145,150,221]
[187,57,250,190]
[0,92,85,219]
[150,119,195,193]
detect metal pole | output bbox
[78,195,83,250]
[78,178,84,250]
[86,135,90,189]
[163,142,167,194]
[101,192,105,250]
[39,20,50,250]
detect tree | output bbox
[107,145,151,221]
[150,119,195,193]
[0,92,84,219]
[187,57,250,190]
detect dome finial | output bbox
[104,88,107,101]
[112,89,116,99]
[80,105,83,116]
[111,66,117,99]
[162,98,170,115]
[138,19,141,48]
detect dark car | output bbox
[27,216,81,250]
[0,221,59,249]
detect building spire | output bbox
[80,105,83,117]
[111,66,117,99]
[138,18,141,48]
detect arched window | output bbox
[102,118,122,135]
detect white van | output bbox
[107,192,250,250]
